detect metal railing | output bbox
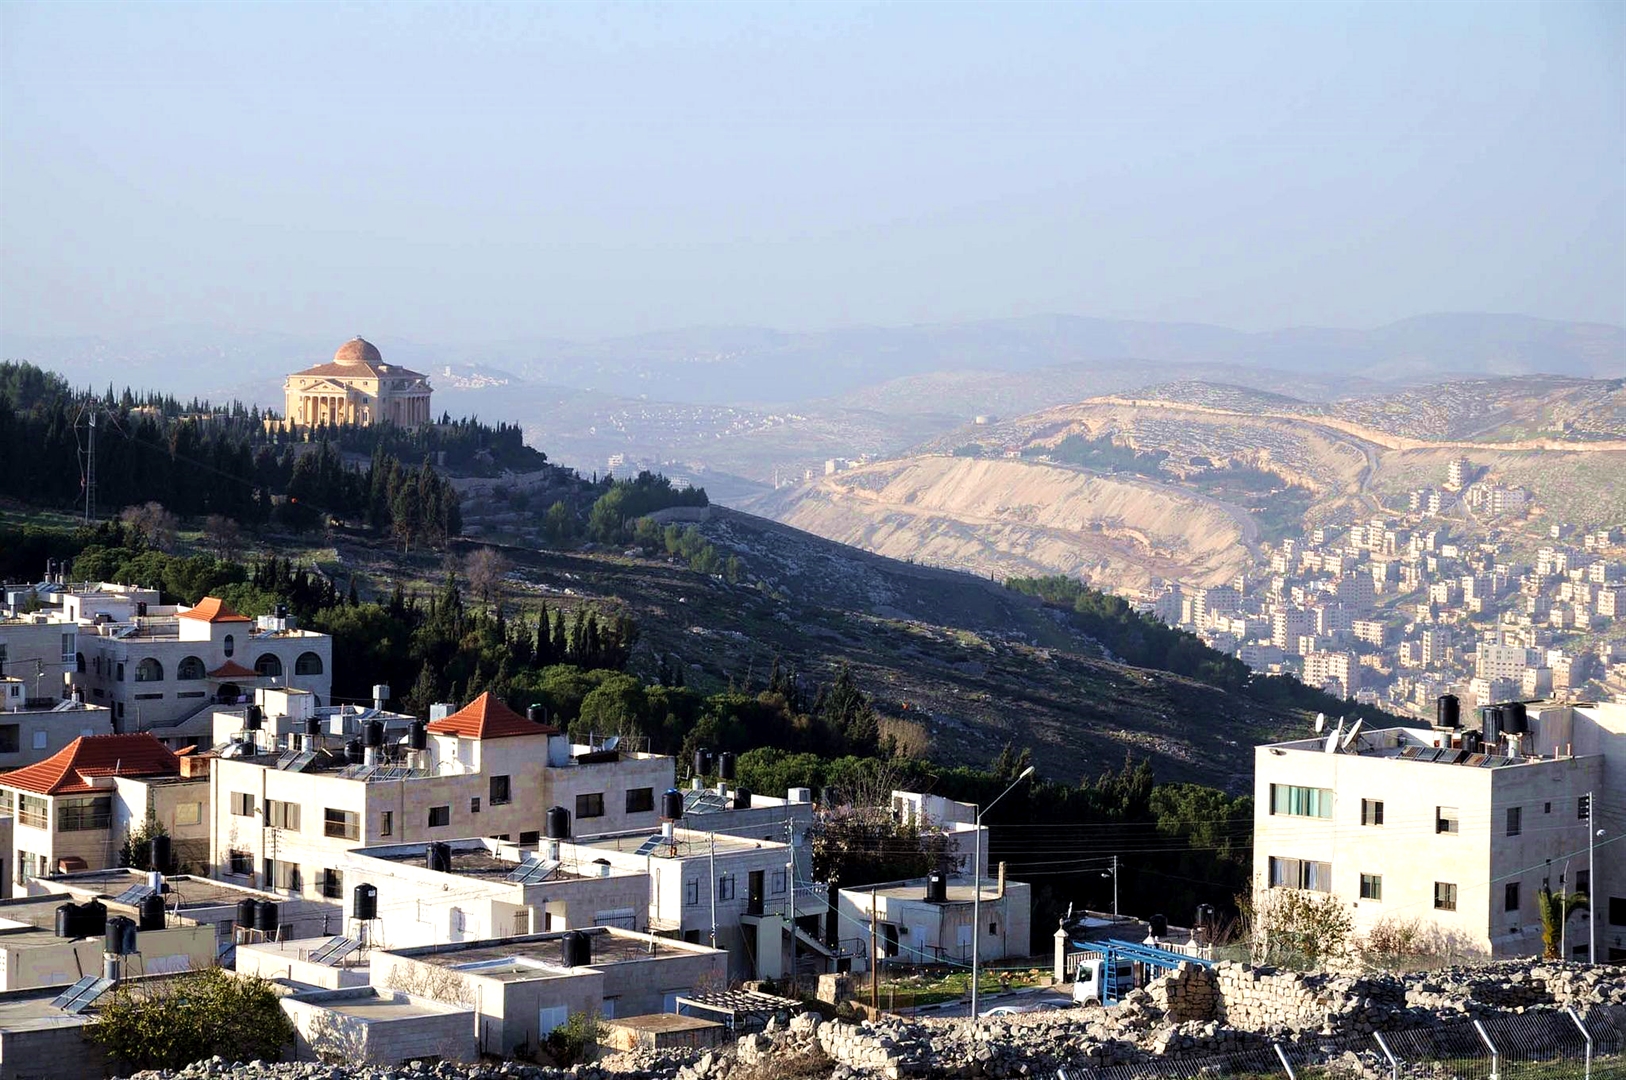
[1056,1003,1626,1080]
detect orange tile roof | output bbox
[208,660,259,679]
[178,597,252,623]
[1,734,179,796]
[425,692,554,740]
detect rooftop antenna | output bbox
[1340,718,1365,751]
[1313,712,1326,734]
[1323,717,1344,754]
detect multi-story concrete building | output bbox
[72,596,332,732]
[1302,651,1359,697]
[208,692,675,903]
[1253,700,1626,961]
[0,677,113,770]
[0,613,78,702]
[0,732,209,886]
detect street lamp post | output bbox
[972,765,1034,1019]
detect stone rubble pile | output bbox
[117,960,1626,1080]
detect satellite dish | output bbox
[1324,718,1344,754]
[602,735,621,752]
[1314,712,1326,734]
[1341,719,1364,749]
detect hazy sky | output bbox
[2,1,1622,342]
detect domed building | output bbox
[282,337,434,428]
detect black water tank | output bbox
[1463,730,1483,754]
[718,752,736,781]
[561,930,592,968]
[150,834,172,874]
[546,806,572,840]
[305,716,321,738]
[693,747,713,778]
[54,904,76,939]
[1149,913,1169,939]
[80,900,107,936]
[254,901,280,933]
[275,604,288,620]
[1502,701,1528,734]
[236,898,258,929]
[1195,904,1216,928]
[346,739,364,764]
[1482,706,1503,745]
[527,704,547,725]
[1436,694,1460,729]
[408,720,427,751]
[245,705,262,731]
[925,871,947,903]
[364,719,385,748]
[353,883,378,922]
[106,915,137,955]
[138,894,165,932]
[137,601,148,617]
[427,841,452,874]
[732,787,752,810]
[661,788,684,821]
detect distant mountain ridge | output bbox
[5,311,1619,408]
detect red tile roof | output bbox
[425,692,554,740]
[178,597,252,623]
[208,660,259,679]
[1,734,180,796]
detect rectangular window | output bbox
[57,796,111,832]
[320,868,344,900]
[1610,897,1626,927]
[61,633,75,662]
[718,873,735,901]
[428,805,450,828]
[0,790,12,816]
[324,808,360,840]
[1436,807,1459,835]
[269,859,301,892]
[520,830,540,846]
[1505,882,1520,913]
[1360,874,1382,901]
[227,850,253,876]
[230,791,256,817]
[0,725,17,754]
[175,801,202,827]
[132,692,163,701]
[1268,856,1332,892]
[18,794,48,829]
[380,811,393,837]
[1434,882,1458,911]
[1270,784,1333,819]
[32,731,46,749]
[489,775,511,806]
[265,799,300,831]
[18,850,46,883]
[625,787,654,814]
[116,662,124,682]
[1506,807,1522,837]
[470,797,481,814]
[685,879,700,906]
[1361,799,1384,826]
[576,792,605,819]
[772,869,787,895]
[1576,870,1590,895]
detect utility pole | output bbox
[972,766,1033,1020]
[786,809,795,990]
[1588,790,1596,965]
[84,408,97,525]
[1112,855,1119,918]
[708,831,718,950]
[869,889,879,1011]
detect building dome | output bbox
[333,337,382,366]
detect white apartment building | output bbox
[1302,651,1359,698]
[209,692,675,903]
[1477,643,1533,681]
[0,677,113,770]
[0,614,78,701]
[72,596,332,732]
[1254,700,1626,961]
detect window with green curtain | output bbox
[1271,784,1332,818]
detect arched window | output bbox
[254,654,283,678]
[76,653,85,673]
[294,651,324,676]
[223,634,235,657]
[177,656,206,681]
[134,658,164,683]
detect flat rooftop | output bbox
[368,844,594,883]
[287,988,465,1021]
[859,881,1012,904]
[1264,725,1574,770]
[0,988,97,1032]
[574,829,782,859]
[46,869,288,910]
[393,929,706,978]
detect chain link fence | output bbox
[1057,1004,1626,1080]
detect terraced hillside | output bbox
[745,388,1626,589]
